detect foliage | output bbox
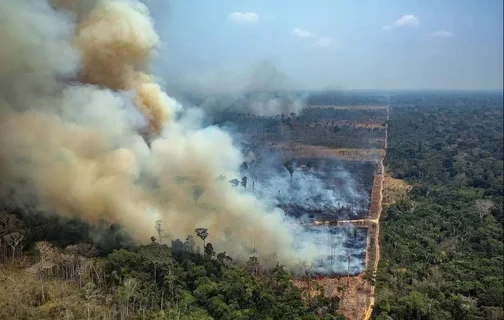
[374,94,504,320]
[0,221,343,319]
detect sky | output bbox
[146,0,503,91]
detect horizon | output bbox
[147,0,504,92]
[173,88,504,94]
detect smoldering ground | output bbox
[0,0,364,274]
[234,150,372,220]
[299,225,367,275]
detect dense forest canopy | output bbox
[374,94,504,320]
[305,92,389,107]
[0,210,345,320]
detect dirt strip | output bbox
[362,105,389,320]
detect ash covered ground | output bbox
[238,149,376,221]
[195,100,381,274]
[303,226,368,276]
[217,117,377,274]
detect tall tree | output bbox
[246,256,260,275]
[4,232,24,260]
[217,252,233,267]
[184,235,196,253]
[195,228,209,250]
[475,199,494,223]
[284,161,294,180]
[204,243,215,257]
[239,161,249,171]
[83,282,102,320]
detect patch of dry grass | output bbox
[293,276,371,320]
[382,174,412,206]
[308,105,388,110]
[270,144,384,162]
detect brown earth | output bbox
[295,171,382,320]
[291,106,389,320]
[368,175,384,220]
[291,165,385,320]
[270,143,384,162]
[362,106,388,320]
[292,275,371,320]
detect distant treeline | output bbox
[300,108,387,122]
[305,91,389,106]
[390,91,503,108]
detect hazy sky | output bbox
[148,0,503,91]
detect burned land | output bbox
[213,108,387,149]
[217,102,388,222]
[213,99,388,277]
[241,155,376,220]
[302,225,368,276]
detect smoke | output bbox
[244,153,370,219]
[0,0,361,273]
[236,150,370,274]
[173,61,307,117]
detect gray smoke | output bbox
[0,0,364,275]
[172,61,307,117]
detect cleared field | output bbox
[368,175,383,220]
[247,156,376,220]
[240,153,373,276]
[292,274,371,320]
[308,105,388,110]
[271,143,384,162]
[299,226,368,276]
[213,105,387,149]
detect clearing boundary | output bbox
[362,105,388,320]
[293,106,389,320]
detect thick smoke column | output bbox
[0,0,283,262]
[0,0,359,273]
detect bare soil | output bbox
[368,175,384,220]
[292,275,371,320]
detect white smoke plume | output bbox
[241,153,370,218]
[173,61,306,117]
[0,0,361,273]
